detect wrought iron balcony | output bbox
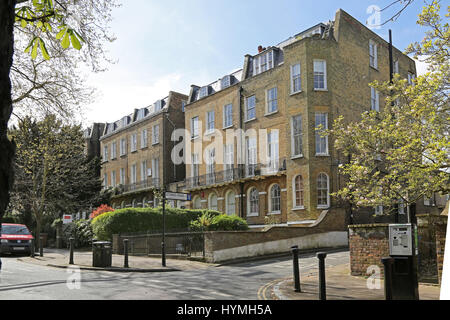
[122,178,161,193]
[186,158,286,189]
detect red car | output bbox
[0,223,34,255]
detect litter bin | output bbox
[92,241,112,268]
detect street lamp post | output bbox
[161,189,166,267]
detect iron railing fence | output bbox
[117,230,205,258]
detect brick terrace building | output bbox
[99,91,188,209]
[182,9,416,227]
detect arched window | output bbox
[225,190,236,216]
[209,193,218,211]
[317,173,330,208]
[193,196,202,209]
[247,187,259,216]
[293,175,304,208]
[269,184,281,213]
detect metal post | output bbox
[30,238,35,258]
[162,190,166,267]
[124,239,129,268]
[382,257,394,300]
[39,235,44,257]
[69,237,74,265]
[317,252,327,300]
[291,245,301,292]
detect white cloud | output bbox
[414,58,430,76]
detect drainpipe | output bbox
[238,86,245,218]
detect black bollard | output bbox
[381,257,394,300]
[291,245,301,292]
[39,235,44,257]
[317,252,327,300]
[30,239,35,258]
[124,239,129,268]
[69,238,75,265]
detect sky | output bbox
[82,0,432,126]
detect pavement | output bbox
[265,262,441,300]
[16,248,216,272]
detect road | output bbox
[0,249,349,300]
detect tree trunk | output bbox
[0,0,16,224]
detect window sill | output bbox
[370,65,379,71]
[291,155,304,160]
[244,118,256,124]
[247,213,259,217]
[317,205,330,210]
[267,211,281,215]
[204,130,216,136]
[314,88,328,92]
[140,146,148,151]
[290,90,302,97]
[222,125,234,130]
[131,150,138,154]
[191,135,200,141]
[152,142,160,146]
[315,154,329,157]
[292,206,305,211]
[264,110,278,117]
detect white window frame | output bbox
[317,173,330,209]
[111,142,117,160]
[120,138,127,156]
[208,193,218,211]
[267,130,279,172]
[315,113,329,156]
[247,187,259,217]
[141,129,148,149]
[291,115,303,158]
[245,95,256,121]
[268,184,281,214]
[152,124,160,145]
[193,196,202,210]
[130,133,137,152]
[206,148,216,185]
[130,164,137,184]
[224,144,234,181]
[369,40,378,69]
[225,190,236,216]
[371,87,380,111]
[103,173,108,188]
[191,116,200,139]
[266,87,278,114]
[313,60,327,91]
[103,145,108,162]
[119,168,125,185]
[223,104,233,128]
[246,137,257,177]
[152,158,160,181]
[111,171,116,188]
[291,63,301,94]
[253,50,274,76]
[199,86,208,99]
[293,175,305,210]
[206,110,215,133]
[140,160,147,182]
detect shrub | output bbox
[91,207,218,240]
[90,204,114,219]
[190,213,249,231]
[63,219,94,248]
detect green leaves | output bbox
[24,37,50,60]
[56,26,85,50]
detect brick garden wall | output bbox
[348,224,390,276]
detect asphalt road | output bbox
[0,249,349,300]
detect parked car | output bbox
[0,223,34,255]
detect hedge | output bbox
[190,212,249,231]
[91,207,218,240]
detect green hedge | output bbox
[91,207,218,240]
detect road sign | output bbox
[63,214,73,224]
[165,192,191,201]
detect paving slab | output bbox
[269,263,441,300]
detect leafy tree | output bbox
[331,0,449,216]
[0,0,117,224]
[9,115,109,250]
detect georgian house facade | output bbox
[182,9,417,227]
[99,91,188,209]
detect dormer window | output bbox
[221,76,231,90]
[199,86,209,99]
[121,116,129,127]
[155,100,163,112]
[137,108,146,121]
[253,50,274,76]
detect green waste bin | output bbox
[92,241,112,268]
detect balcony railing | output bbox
[122,178,161,193]
[186,158,286,189]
